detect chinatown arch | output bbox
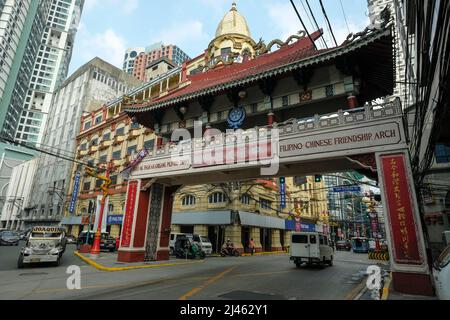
[119,26,433,296]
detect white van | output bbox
[290,232,334,268]
[190,234,213,255]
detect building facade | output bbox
[128,43,190,81]
[172,177,327,253]
[392,0,450,260]
[20,57,141,230]
[0,158,38,230]
[15,0,85,147]
[123,47,145,75]
[0,0,52,140]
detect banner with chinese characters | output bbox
[381,154,423,265]
[121,181,139,248]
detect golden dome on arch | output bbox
[215,2,252,39]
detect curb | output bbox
[74,251,205,272]
[381,273,392,300]
[242,251,288,257]
[347,278,368,300]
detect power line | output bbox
[302,0,328,49]
[0,135,99,171]
[339,0,351,34]
[319,0,338,47]
[290,0,318,50]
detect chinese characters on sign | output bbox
[381,155,423,265]
[121,181,139,248]
[69,172,81,214]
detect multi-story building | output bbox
[392,0,450,260]
[123,47,145,75]
[171,177,327,253]
[0,0,53,215]
[127,43,191,81]
[0,0,52,139]
[20,57,141,230]
[0,158,38,230]
[367,0,408,105]
[15,0,85,147]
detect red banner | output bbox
[381,154,423,265]
[121,181,139,248]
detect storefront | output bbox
[107,215,124,238]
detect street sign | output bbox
[69,172,81,214]
[332,186,361,193]
[280,177,286,209]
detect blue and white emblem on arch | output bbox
[227,106,247,129]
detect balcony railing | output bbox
[99,140,113,150]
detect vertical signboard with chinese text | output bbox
[69,172,81,214]
[121,181,139,248]
[381,154,423,265]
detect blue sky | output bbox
[69,0,370,74]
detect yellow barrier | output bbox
[368,251,390,261]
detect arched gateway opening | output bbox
[118,25,433,296]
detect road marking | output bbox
[231,270,294,278]
[179,265,238,301]
[346,277,368,300]
[74,251,204,272]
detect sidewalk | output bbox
[74,251,205,272]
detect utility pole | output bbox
[85,162,115,258]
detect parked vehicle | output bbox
[170,233,188,255]
[174,235,206,260]
[220,246,241,257]
[19,230,31,241]
[76,231,116,252]
[0,231,20,246]
[66,235,77,244]
[18,226,67,268]
[189,234,213,255]
[290,232,334,268]
[433,245,450,300]
[352,237,370,253]
[336,240,352,251]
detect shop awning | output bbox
[238,211,286,230]
[172,211,232,226]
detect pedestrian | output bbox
[249,238,255,256]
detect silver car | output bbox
[18,226,67,268]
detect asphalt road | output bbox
[0,243,380,300]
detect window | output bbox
[131,122,140,130]
[241,194,251,205]
[108,204,114,214]
[83,182,91,191]
[436,144,450,163]
[95,179,103,189]
[310,235,317,244]
[84,121,91,130]
[127,145,137,155]
[99,155,107,164]
[110,175,118,186]
[209,192,227,204]
[112,150,122,160]
[144,139,155,150]
[260,199,272,210]
[116,127,125,136]
[95,116,102,125]
[103,132,111,141]
[182,195,196,206]
[292,235,308,244]
[91,138,98,146]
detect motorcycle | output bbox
[221,246,241,257]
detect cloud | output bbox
[149,20,209,54]
[77,26,127,67]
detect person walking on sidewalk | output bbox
[249,238,256,256]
